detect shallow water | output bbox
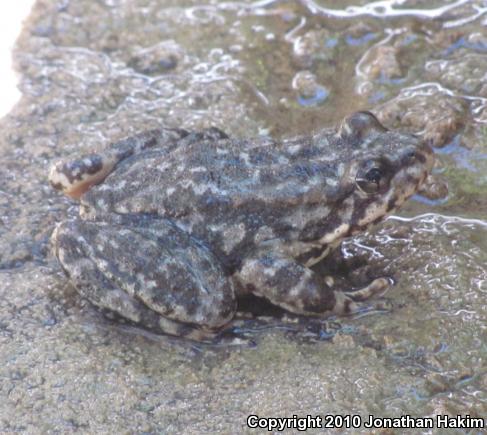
[0,0,486,433]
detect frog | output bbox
[49,112,434,342]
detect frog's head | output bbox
[329,111,434,237]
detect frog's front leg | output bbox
[234,251,390,317]
[52,217,237,341]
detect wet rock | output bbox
[467,32,487,47]
[425,53,487,96]
[359,45,402,81]
[418,174,449,201]
[331,332,356,349]
[433,30,487,55]
[346,22,375,40]
[0,243,33,270]
[291,70,317,98]
[291,29,333,68]
[291,70,329,106]
[432,29,465,50]
[376,88,467,147]
[462,107,487,150]
[425,373,453,394]
[128,40,183,75]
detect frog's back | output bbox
[83,135,343,223]
[79,134,345,269]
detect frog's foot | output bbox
[333,277,392,315]
[49,153,119,200]
[52,217,237,341]
[342,277,391,302]
[157,317,220,343]
[49,128,189,199]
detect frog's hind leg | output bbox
[52,217,237,342]
[49,127,229,200]
[49,128,190,199]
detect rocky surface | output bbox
[1,0,486,432]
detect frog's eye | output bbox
[356,160,388,194]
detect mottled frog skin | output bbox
[49,112,433,341]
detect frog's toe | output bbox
[333,292,392,317]
[343,277,392,302]
[157,317,221,343]
[332,277,392,315]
